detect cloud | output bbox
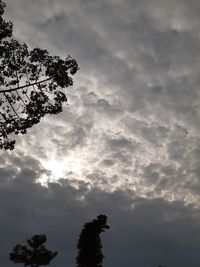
[0,159,200,267]
[3,0,200,204]
[2,1,200,265]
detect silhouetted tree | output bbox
[10,234,57,267]
[0,0,78,150]
[76,215,110,267]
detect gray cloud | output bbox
[0,158,200,267]
[3,0,200,201]
[1,0,200,266]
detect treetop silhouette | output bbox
[0,0,79,150]
[9,234,58,267]
[76,214,110,267]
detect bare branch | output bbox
[0,77,52,93]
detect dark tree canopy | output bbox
[76,215,110,267]
[0,0,78,150]
[10,234,58,267]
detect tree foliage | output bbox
[9,234,58,267]
[76,215,110,267]
[0,0,79,150]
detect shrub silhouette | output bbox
[76,215,110,267]
[9,234,58,267]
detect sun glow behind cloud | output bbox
[6,0,200,209]
[39,156,83,185]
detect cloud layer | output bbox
[1,155,200,267]
[4,0,200,204]
[1,0,200,266]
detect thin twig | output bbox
[3,92,20,119]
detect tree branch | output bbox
[0,77,52,93]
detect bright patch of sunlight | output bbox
[38,156,82,185]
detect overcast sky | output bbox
[1,0,200,266]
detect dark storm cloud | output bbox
[1,160,200,267]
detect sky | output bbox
[1,0,200,266]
